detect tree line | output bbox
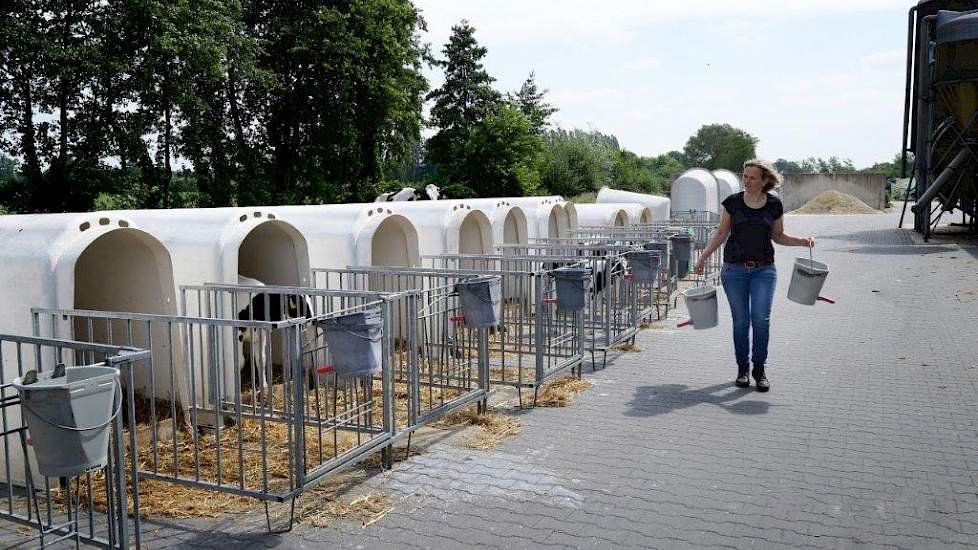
[0,3,897,214]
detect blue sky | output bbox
[413,0,909,167]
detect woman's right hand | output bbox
[693,257,706,275]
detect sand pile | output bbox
[791,190,879,215]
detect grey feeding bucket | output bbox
[456,275,502,328]
[628,250,661,284]
[787,258,834,305]
[670,232,694,278]
[642,241,669,271]
[13,365,120,478]
[320,308,384,378]
[553,267,592,311]
[678,285,718,329]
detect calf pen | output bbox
[312,262,586,404]
[516,237,674,322]
[30,280,490,532]
[0,335,149,549]
[487,245,641,366]
[572,220,723,282]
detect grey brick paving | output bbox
[27,211,978,548]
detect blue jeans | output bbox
[720,263,777,369]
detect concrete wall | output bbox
[781,173,887,211]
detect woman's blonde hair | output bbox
[743,159,782,192]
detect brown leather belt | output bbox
[728,259,775,268]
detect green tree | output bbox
[539,129,612,197]
[773,158,802,175]
[426,20,502,184]
[1,0,429,212]
[508,71,556,134]
[611,150,654,193]
[462,105,543,197]
[860,152,913,179]
[682,123,758,172]
[649,153,685,195]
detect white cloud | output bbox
[622,56,661,72]
[860,50,906,65]
[416,0,899,49]
[415,1,907,167]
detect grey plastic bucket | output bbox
[553,267,592,311]
[456,276,502,328]
[13,366,119,478]
[683,285,718,329]
[321,308,383,378]
[642,241,669,271]
[670,232,694,278]
[787,258,830,305]
[628,250,661,284]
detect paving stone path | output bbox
[136,211,978,548]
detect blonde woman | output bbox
[693,160,815,391]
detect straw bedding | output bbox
[531,376,593,408]
[434,407,523,451]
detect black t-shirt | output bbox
[722,192,783,264]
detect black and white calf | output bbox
[235,276,315,393]
[374,184,440,202]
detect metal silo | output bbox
[902,0,978,238]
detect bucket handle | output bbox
[319,322,383,342]
[817,296,836,304]
[678,273,711,328]
[20,376,122,432]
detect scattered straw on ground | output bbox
[289,471,394,528]
[790,190,880,215]
[434,406,523,450]
[640,321,667,330]
[612,343,643,352]
[532,376,593,408]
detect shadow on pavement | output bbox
[835,245,960,256]
[624,382,770,417]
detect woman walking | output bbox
[693,160,815,392]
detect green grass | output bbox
[569,192,596,204]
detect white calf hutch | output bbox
[595,187,671,222]
[506,196,572,239]
[273,203,421,269]
[611,203,653,225]
[712,169,741,203]
[574,203,630,227]
[383,201,494,257]
[441,199,529,248]
[671,168,720,216]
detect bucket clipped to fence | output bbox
[554,267,592,311]
[320,308,384,378]
[678,284,718,329]
[787,257,833,305]
[13,365,120,478]
[456,275,502,328]
[670,232,694,278]
[642,241,669,271]
[628,250,661,284]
